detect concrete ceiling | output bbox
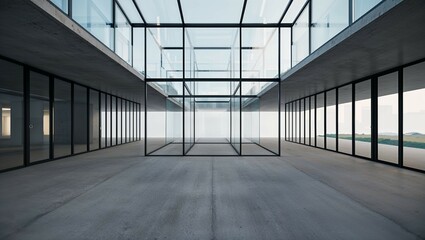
[280,0,425,103]
[0,0,144,103]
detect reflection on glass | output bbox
[54,79,72,158]
[242,28,278,78]
[338,85,352,154]
[355,80,371,158]
[311,0,348,52]
[89,90,100,150]
[72,0,114,49]
[0,59,24,170]
[326,89,336,150]
[74,85,87,154]
[316,93,325,148]
[100,93,106,148]
[292,3,309,66]
[404,62,425,171]
[378,72,398,164]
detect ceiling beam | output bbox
[131,0,146,23]
[240,0,248,24]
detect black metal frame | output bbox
[0,55,141,173]
[284,57,425,174]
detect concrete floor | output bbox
[0,142,424,240]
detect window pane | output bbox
[51,0,68,13]
[181,0,244,23]
[300,99,305,144]
[353,0,382,21]
[133,28,145,74]
[135,0,181,24]
[292,4,310,66]
[403,62,425,171]
[74,85,88,154]
[242,28,278,78]
[100,93,106,148]
[54,79,72,158]
[72,0,114,49]
[326,89,336,150]
[282,0,308,24]
[281,28,291,73]
[116,0,143,23]
[0,59,24,170]
[311,0,349,52]
[112,96,117,146]
[378,72,398,164]
[355,80,371,158]
[243,0,290,23]
[294,100,298,142]
[115,4,132,64]
[106,95,111,147]
[89,90,99,150]
[310,96,315,146]
[316,93,325,148]
[117,98,122,144]
[338,85,352,154]
[305,97,310,145]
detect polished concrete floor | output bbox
[0,142,424,240]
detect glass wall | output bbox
[338,84,352,154]
[54,79,72,158]
[115,4,132,64]
[326,89,336,151]
[316,93,325,148]
[89,89,100,150]
[355,80,371,158]
[311,0,349,52]
[404,62,425,171]
[51,0,68,13]
[305,97,310,145]
[0,59,24,170]
[72,0,114,49]
[378,72,398,164]
[292,3,310,66]
[111,96,117,146]
[353,0,382,21]
[300,99,305,144]
[310,96,315,146]
[74,85,88,154]
[100,93,106,148]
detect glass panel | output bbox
[54,79,72,158]
[231,87,241,154]
[30,72,50,163]
[316,93,325,148]
[126,101,130,142]
[294,100,298,142]
[115,4,132,64]
[281,0,308,24]
[122,100,127,143]
[281,27,291,73]
[242,28,278,78]
[184,88,194,153]
[310,96,315,146]
[243,0,290,23]
[111,96,117,145]
[353,0,382,21]
[116,0,143,23]
[378,72,398,164]
[135,0,181,24]
[181,0,244,23]
[305,98,310,145]
[74,85,88,154]
[0,59,24,170]
[72,0,114,49]
[355,80,371,158]
[100,93,106,148]
[147,28,183,79]
[292,3,310,66]
[404,62,425,171]
[326,89,336,150]
[117,98,122,144]
[51,0,69,13]
[311,0,349,52]
[106,95,111,147]
[89,90,99,150]
[185,28,240,79]
[300,99,304,144]
[338,85,352,154]
[133,28,145,74]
